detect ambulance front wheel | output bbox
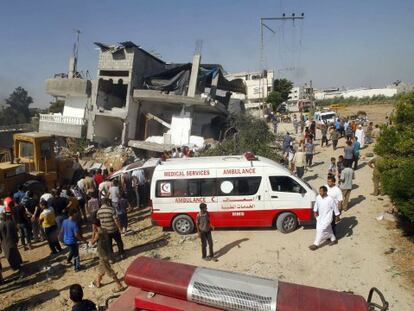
[276,212,298,233]
[172,215,194,235]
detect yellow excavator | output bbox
[0,132,74,199]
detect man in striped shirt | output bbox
[96,198,125,260]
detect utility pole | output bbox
[259,13,304,115]
[69,29,81,78]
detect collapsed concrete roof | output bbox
[94,41,165,64]
[142,63,246,95]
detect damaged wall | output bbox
[87,42,166,145]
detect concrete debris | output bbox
[84,145,96,154]
[92,146,136,171]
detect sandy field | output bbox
[1,103,413,311]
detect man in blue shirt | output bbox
[352,136,361,170]
[13,186,26,204]
[61,209,86,271]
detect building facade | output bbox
[86,42,166,145]
[226,70,274,109]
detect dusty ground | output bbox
[1,103,413,310]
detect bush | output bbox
[201,114,282,162]
[375,92,414,222]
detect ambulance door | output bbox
[215,167,265,227]
[264,174,311,218]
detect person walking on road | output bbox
[309,186,340,251]
[352,136,361,170]
[368,155,383,196]
[343,140,354,168]
[340,163,354,211]
[330,128,340,150]
[196,203,216,261]
[354,124,365,148]
[282,132,292,154]
[90,219,125,293]
[12,202,33,250]
[39,200,62,255]
[292,147,306,178]
[321,123,328,147]
[0,210,23,276]
[96,198,125,260]
[61,209,87,272]
[325,176,343,235]
[305,139,315,167]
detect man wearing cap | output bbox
[196,203,216,261]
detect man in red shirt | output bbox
[94,169,104,187]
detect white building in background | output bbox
[289,86,304,101]
[226,70,274,109]
[314,86,398,100]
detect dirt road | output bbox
[1,104,413,310]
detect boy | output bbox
[90,219,125,292]
[196,203,217,261]
[61,209,87,271]
[69,283,96,311]
[337,155,345,180]
[328,157,337,178]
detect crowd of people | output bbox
[160,145,199,161]
[0,108,388,308]
[279,114,383,251]
[0,164,152,299]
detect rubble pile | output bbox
[92,145,136,171]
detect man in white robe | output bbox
[309,186,340,250]
[354,125,365,148]
[325,175,343,234]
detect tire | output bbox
[276,212,298,233]
[172,215,194,235]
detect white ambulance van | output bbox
[150,153,316,235]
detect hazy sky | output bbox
[1,0,413,107]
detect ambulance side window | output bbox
[173,180,188,197]
[188,180,199,196]
[269,176,305,193]
[218,177,262,196]
[200,179,217,196]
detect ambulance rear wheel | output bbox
[276,212,297,233]
[172,215,194,235]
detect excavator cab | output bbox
[10,132,58,196]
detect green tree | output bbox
[49,100,65,114]
[202,114,282,162]
[273,78,293,101]
[266,91,284,111]
[5,87,33,121]
[375,92,414,222]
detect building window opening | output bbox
[96,79,128,110]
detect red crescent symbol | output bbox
[211,196,216,203]
[161,183,169,192]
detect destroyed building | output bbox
[86,42,166,146]
[88,42,245,152]
[41,41,246,152]
[39,53,92,138]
